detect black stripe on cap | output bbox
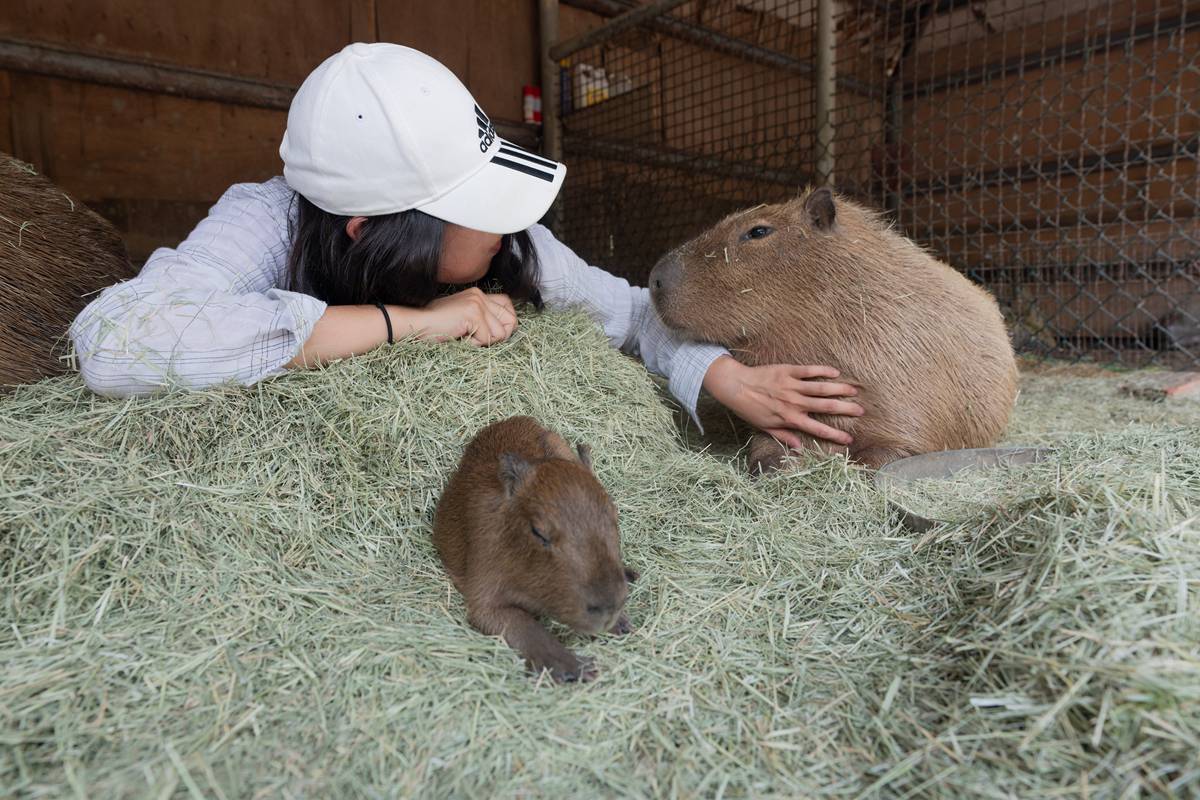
[490,155,556,182]
[498,144,558,171]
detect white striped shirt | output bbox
[69,177,728,424]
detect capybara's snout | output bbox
[648,250,683,311]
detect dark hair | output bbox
[286,194,542,309]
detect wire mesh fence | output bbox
[554,0,1200,367]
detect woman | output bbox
[70,43,861,449]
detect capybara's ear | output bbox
[498,452,532,497]
[576,442,593,470]
[623,566,640,583]
[805,187,836,230]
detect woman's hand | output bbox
[413,287,517,346]
[702,356,863,449]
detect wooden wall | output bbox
[0,1,541,261]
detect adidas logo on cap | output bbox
[475,105,496,153]
[473,103,556,183]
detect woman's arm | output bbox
[70,179,326,396]
[287,289,518,367]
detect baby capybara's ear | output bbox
[498,452,532,497]
[805,187,837,231]
[624,566,640,583]
[575,442,593,470]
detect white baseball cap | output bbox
[280,42,566,234]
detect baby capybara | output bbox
[433,416,637,683]
[649,187,1018,472]
[0,153,135,387]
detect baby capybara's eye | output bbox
[530,525,550,547]
[741,225,774,241]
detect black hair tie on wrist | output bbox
[376,303,394,345]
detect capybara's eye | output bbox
[741,225,775,241]
[530,525,550,547]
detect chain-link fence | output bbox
[554,0,1200,367]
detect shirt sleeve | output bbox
[528,224,728,428]
[69,178,328,398]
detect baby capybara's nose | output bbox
[585,571,628,618]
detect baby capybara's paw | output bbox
[538,652,597,683]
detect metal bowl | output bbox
[874,447,1051,532]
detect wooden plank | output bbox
[0,70,12,154]
[659,37,815,162]
[701,0,815,61]
[550,0,692,61]
[566,84,660,144]
[900,155,1199,237]
[903,29,1200,179]
[8,71,49,173]
[933,219,1200,275]
[11,74,284,257]
[0,38,298,110]
[911,216,1200,341]
[560,4,610,41]
[1023,275,1197,341]
[88,197,215,263]
[0,0,353,84]
[11,74,284,204]
[829,93,883,192]
[465,0,539,125]
[377,0,538,123]
[349,0,379,43]
[901,0,1200,88]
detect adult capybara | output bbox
[0,153,135,387]
[649,187,1018,473]
[433,415,637,683]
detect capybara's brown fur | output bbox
[433,416,637,683]
[0,153,135,387]
[649,188,1018,472]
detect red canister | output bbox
[523,85,542,125]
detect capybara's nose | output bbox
[651,265,668,290]
[649,252,681,298]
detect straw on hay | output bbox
[2,310,1198,797]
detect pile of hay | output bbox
[2,311,1197,797]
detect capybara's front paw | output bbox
[608,613,632,636]
[539,652,597,683]
[747,434,789,476]
[524,639,598,683]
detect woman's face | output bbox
[438,224,502,284]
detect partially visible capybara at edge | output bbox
[1,153,135,387]
[433,416,638,683]
[649,187,1018,473]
